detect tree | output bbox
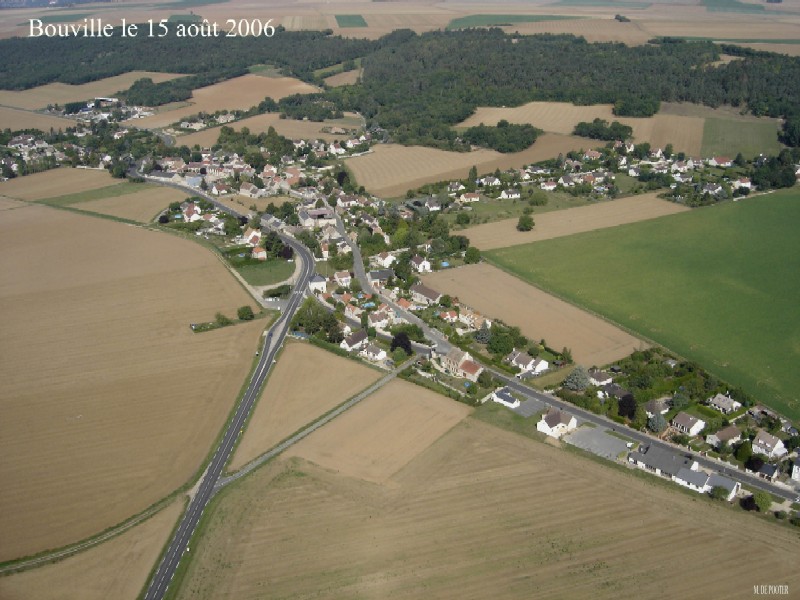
[456,212,470,226]
[647,413,667,433]
[237,305,255,321]
[631,404,647,430]
[563,365,590,391]
[709,486,729,501]
[671,392,689,411]
[746,455,765,472]
[464,246,481,264]
[752,490,772,513]
[392,347,407,364]
[390,331,413,356]
[477,371,494,387]
[618,394,637,420]
[475,322,491,344]
[487,331,514,355]
[516,214,534,231]
[735,440,752,464]
[560,347,573,363]
[215,312,232,326]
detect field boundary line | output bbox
[0,491,185,576]
[219,357,413,487]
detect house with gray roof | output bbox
[628,444,698,478]
[706,473,740,501]
[707,393,742,414]
[673,467,710,493]
[672,412,706,436]
[491,387,520,409]
[706,425,741,449]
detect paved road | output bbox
[488,367,799,502]
[334,214,451,354]
[141,185,316,600]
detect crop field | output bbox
[459,102,706,155]
[487,190,800,418]
[498,17,655,43]
[230,342,383,471]
[77,186,185,223]
[0,72,185,111]
[176,110,360,147]
[0,499,183,600]
[0,203,265,561]
[701,117,782,158]
[0,168,121,201]
[459,193,688,250]
[324,68,362,87]
[284,379,472,483]
[0,106,75,131]
[335,14,368,27]
[174,416,800,600]
[128,75,319,129]
[637,16,800,44]
[446,14,583,29]
[210,194,293,215]
[423,263,643,366]
[345,133,595,198]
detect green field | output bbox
[236,259,295,286]
[335,15,368,28]
[35,182,147,207]
[440,193,592,228]
[551,0,651,7]
[486,190,800,420]
[446,15,583,29]
[702,0,766,12]
[701,118,782,159]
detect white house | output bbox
[671,412,706,436]
[241,227,261,247]
[410,282,441,306]
[334,270,352,288]
[308,274,327,294]
[492,387,520,409]
[361,343,387,362]
[499,189,520,200]
[707,393,742,415]
[340,329,368,352]
[752,429,787,458]
[375,251,397,268]
[673,467,711,494]
[588,369,612,387]
[410,254,431,273]
[459,192,481,203]
[507,349,548,376]
[705,425,741,449]
[537,409,577,439]
[251,247,267,261]
[540,180,557,191]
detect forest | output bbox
[573,118,633,141]
[2,28,800,151]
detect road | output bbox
[334,213,451,354]
[486,367,799,502]
[141,181,316,600]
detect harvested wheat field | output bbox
[460,102,705,154]
[0,204,264,561]
[230,342,382,471]
[128,75,319,129]
[324,68,362,87]
[424,263,643,366]
[0,499,184,600]
[0,72,185,111]
[461,193,689,250]
[0,197,28,211]
[177,111,358,147]
[77,185,185,223]
[0,168,120,202]
[507,17,653,44]
[346,133,594,197]
[175,417,800,600]
[284,379,472,483]
[0,106,75,132]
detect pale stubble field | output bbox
[175,415,800,599]
[0,203,264,561]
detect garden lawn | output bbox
[486,190,800,420]
[236,259,295,286]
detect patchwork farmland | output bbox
[0,202,264,561]
[423,263,644,366]
[486,190,800,419]
[174,418,800,599]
